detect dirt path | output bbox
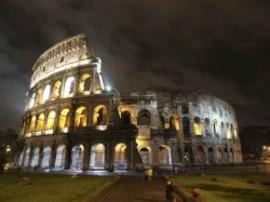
[94,176,181,202]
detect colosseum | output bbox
[16,34,242,173]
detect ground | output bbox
[175,174,270,202]
[1,172,270,202]
[94,176,181,202]
[0,173,115,202]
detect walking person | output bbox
[166,178,176,202]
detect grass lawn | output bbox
[0,173,116,202]
[175,174,270,202]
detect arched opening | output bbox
[158,145,172,165]
[194,146,206,163]
[55,145,66,169]
[184,145,193,163]
[36,114,45,131]
[226,123,231,139]
[23,147,31,167]
[229,148,234,162]
[114,143,128,170]
[220,122,225,139]
[204,118,211,137]
[208,147,214,164]
[59,108,70,132]
[46,111,56,130]
[160,115,166,129]
[79,74,91,94]
[71,145,84,170]
[183,117,190,137]
[90,143,105,169]
[42,84,51,103]
[223,147,229,163]
[28,92,36,108]
[93,105,107,126]
[63,76,75,97]
[52,80,61,99]
[213,120,219,138]
[216,148,222,163]
[139,147,150,165]
[35,89,42,105]
[30,147,40,168]
[29,116,37,131]
[193,117,202,136]
[41,146,51,168]
[75,106,87,127]
[121,111,132,125]
[170,115,179,130]
[137,110,151,125]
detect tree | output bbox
[0,128,19,171]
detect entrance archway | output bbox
[158,145,172,165]
[114,143,128,170]
[55,145,66,169]
[71,145,84,170]
[90,143,105,169]
[41,146,51,168]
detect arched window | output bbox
[93,105,107,125]
[55,145,66,169]
[182,117,190,136]
[63,76,75,97]
[36,114,45,131]
[204,118,211,137]
[170,115,179,130]
[90,143,105,169]
[75,106,87,127]
[52,80,61,99]
[35,89,42,105]
[29,116,37,131]
[46,111,56,130]
[79,74,91,94]
[114,143,128,170]
[42,84,51,103]
[121,111,131,125]
[137,109,151,125]
[41,146,51,168]
[59,108,70,132]
[193,117,202,136]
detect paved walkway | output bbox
[95,176,182,202]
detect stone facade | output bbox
[17,34,242,172]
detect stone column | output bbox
[83,143,90,171]
[50,141,57,168]
[64,138,72,169]
[129,140,136,170]
[105,141,114,171]
[38,143,43,168]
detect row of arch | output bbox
[28,73,93,109]
[24,105,108,135]
[184,145,241,164]
[121,109,238,139]
[20,143,128,170]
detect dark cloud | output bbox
[0,0,270,129]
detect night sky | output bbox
[0,0,269,129]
